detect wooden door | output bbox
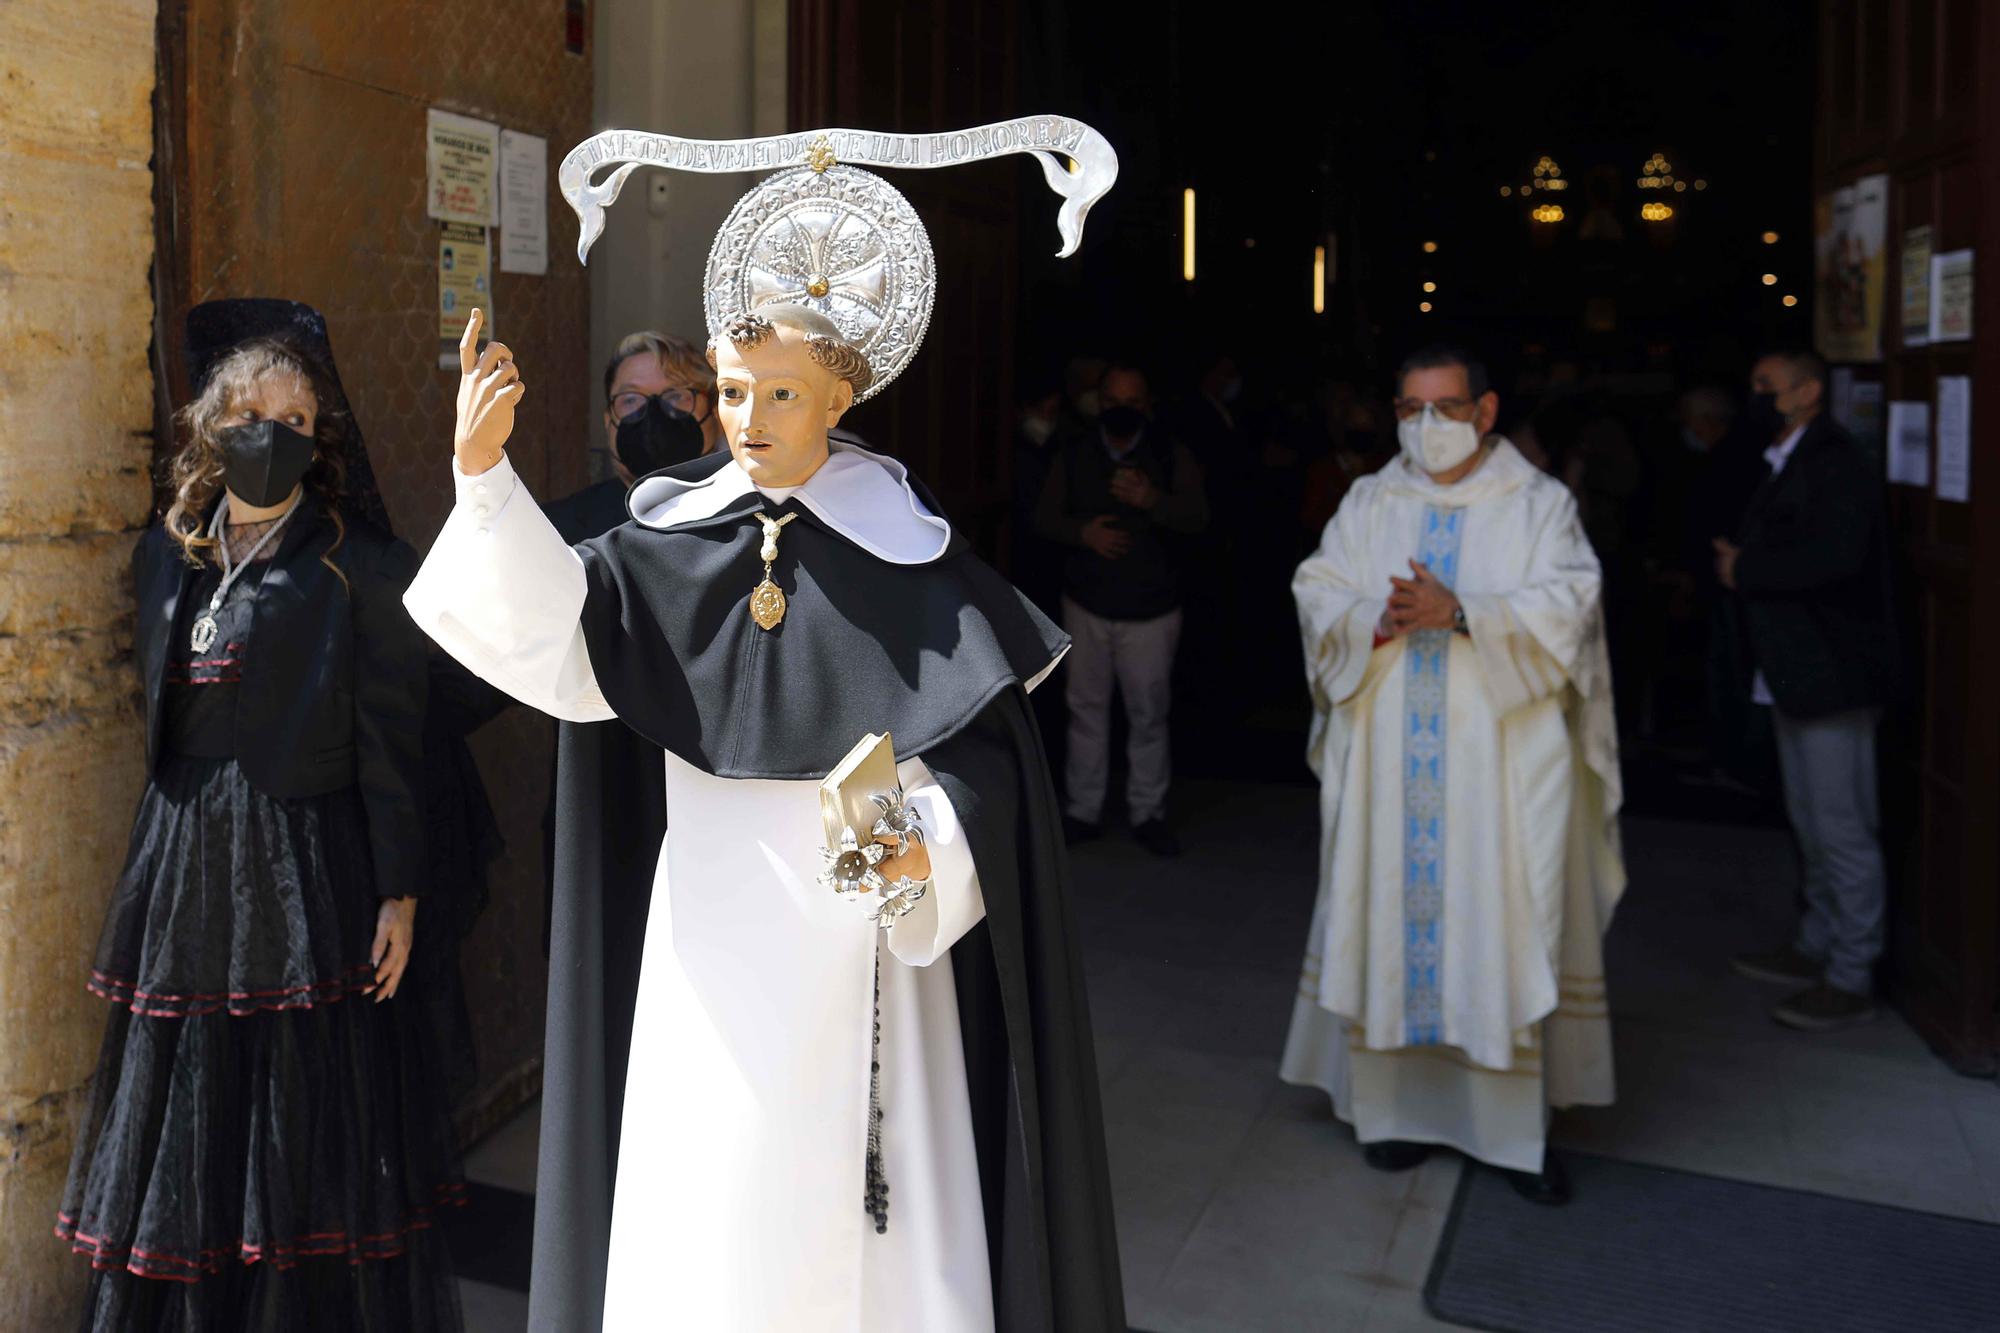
[790,0,1021,558]
[1817,0,1999,1074]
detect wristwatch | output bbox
[1451,604,1469,636]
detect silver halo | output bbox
[703,164,935,404]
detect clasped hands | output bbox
[1378,560,1462,638]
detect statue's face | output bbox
[713,325,853,489]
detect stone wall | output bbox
[0,0,158,1324]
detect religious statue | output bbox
[405,121,1126,1332]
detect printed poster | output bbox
[499,129,549,276]
[1935,375,1971,503]
[1929,249,1974,344]
[1900,225,1932,348]
[1813,173,1889,363]
[438,222,491,367]
[427,109,500,226]
[1886,400,1929,488]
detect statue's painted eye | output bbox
[772,387,796,402]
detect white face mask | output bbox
[1398,404,1481,475]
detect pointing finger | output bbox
[458,309,483,375]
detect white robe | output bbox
[405,449,998,1331]
[1279,440,1624,1172]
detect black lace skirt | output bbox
[58,753,464,1332]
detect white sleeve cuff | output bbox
[453,452,519,522]
[883,757,986,967]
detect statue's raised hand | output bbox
[454,308,524,476]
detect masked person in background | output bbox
[1036,363,1210,857]
[545,330,723,543]
[57,300,462,1329]
[1282,344,1624,1205]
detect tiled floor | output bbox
[455,782,2000,1330]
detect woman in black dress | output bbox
[56,300,464,1331]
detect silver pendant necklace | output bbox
[190,493,300,653]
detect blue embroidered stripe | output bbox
[1401,505,1464,1046]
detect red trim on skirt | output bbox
[55,1184,469,1282]
[87,964,379,1017]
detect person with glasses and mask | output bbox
[1281,344,1625,1206]
[544,330,723,544]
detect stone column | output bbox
[0,0,157,1323]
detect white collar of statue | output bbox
[629,438,953,566]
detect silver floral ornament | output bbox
[818,824,889,899]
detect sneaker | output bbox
[1773,983,1877,1033]
[1362,1140,1432,1173]
[1501,1152,1571,1206]
[1731,946,1823,987]
[1062,815,1102,846]
[1132,818,1182,858]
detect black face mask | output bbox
[1099,404,1148,440]
[218,420,317,508]
[1746,390,1785,435]
[614,395,707,477]
[1344,428,1380,456]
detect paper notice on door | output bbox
[1900,225,1932,348]
[427,109,500,227]
[499,129,549,276]
[438,222,492,367]
[1886,400,1930,488]
[1929,249,1973,343]
[1935,376,1971,503]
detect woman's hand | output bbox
[455,308,524,476]
[367,896,418,1002]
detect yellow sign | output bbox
[439,222,491,342]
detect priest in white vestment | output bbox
[1280,345,1624,1204]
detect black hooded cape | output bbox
[528,451,1126,1331]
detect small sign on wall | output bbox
[499,129,549,276]
[1929,249,1974,344]
[1900,225,1932,349]
[1886,400,1929,488]
[428,109,500,227]
[438,221,492,368]
[1936,375,1972,504]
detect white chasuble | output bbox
[1279,440,1624,1172]
[405,451,997,1331]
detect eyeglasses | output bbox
[1391,396,1479,423]
[610,387,698,421]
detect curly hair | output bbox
[165,337,354,582]
[706,305,875,396]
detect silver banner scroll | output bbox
[557,115,1119,264]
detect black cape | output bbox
[529,451,1126,1331]
[540,476,667,1171]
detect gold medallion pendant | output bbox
[748,510,800,631]
[750,577,788,630]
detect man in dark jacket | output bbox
[1714,349,1897,1032]
[1037,363,1209,855]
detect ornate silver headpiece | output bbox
[558,118,1117,402]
